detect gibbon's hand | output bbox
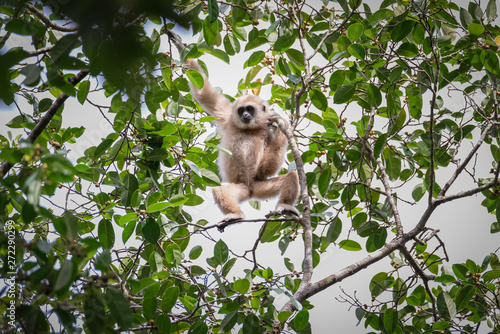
[166,30,185,54]
[268,111,288,130]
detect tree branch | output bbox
[362,108,404,236]
[281,236,404,310]
[276,119,313,288]
[438,122,494,198]
[0,70,89,178]
[26,3,78,32]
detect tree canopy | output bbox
[1,0,500,333]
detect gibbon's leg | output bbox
[253,171,300,216]
[212,183,250,220]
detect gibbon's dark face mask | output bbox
[238,105,255,124]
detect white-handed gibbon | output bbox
[168,31,300,224]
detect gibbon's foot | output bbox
[216,214,245,232]
[267,204,300,218]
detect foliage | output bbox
[1,0,500,333]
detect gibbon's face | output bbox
[232,95,269,129]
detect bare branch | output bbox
[276,119,313,287]
[362,108,404,236]
[26,3,78,32]
[0,70,89,178]
[438,122,495,198]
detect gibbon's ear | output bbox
[262,105,267,112]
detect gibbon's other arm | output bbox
[167,30,231,122]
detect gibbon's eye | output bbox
[238,107,244,114]
[245,106,255,112]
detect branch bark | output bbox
[0,70,89,179]
[26,3,78,32]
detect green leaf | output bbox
[38,98,53,113]
[85,287,105,333]
[460,8,473,28]
[245,51,265,68]
[50,34,79,64]
[274,34,295,52]
[189,245,203,260]
[202,17,219,45]
[261,267,273,280]
[186,69,205,89]
[391,20,413,42]
[156,315,171,333]
[122,220,136,243]
[412,183,426,202]
[207,0,218,22]
[329,70,345,90]
[396,42,418,57]
[55,212,79,241]
[367,84,381,107]
[214,239,229,266]
[468,23,484,36]
[412,24,425,44]
[98,219,115,249]
[294,310,309,331]
[5,18,30,35]
[348,43,365,61]
[366,228,387,253]
[221,311,239,332]
[496,202,500,222]
[95,249,112,272]
[486,0,497,20]
[20,64,42,86]
[309,89,328,110]
[339,239,362,251]
[77,81,90,104]
[278,311,293,323]
[54,260,74,293]
[318,167,332,196]
[383,147,401,181]
[142,219,160,244]
[105,288,132,330]
[491,222,500,233]
[455,285,474,310]
[284,257,294,272]
[369,8,393,25]
[242,313,260,334]
[482,270,500,282]
[94,139,114,159]
[161,286,180,313]
[347,23,364,42]
[143,283,160,320]
[121,173,138,207]
[481,50,500,75]
[223,33,240,56]
[452,263,469,280]
[370,272,394,297]
[374,133,387,159]
[437,291,456,320]
[245,36,268,51]
[146,202,170,213]
[286,48,305,70]
[383,308,398,334]
[233,278,251,294]
[150,251,164,272]
[334,84,355,104]
[260,220,281,243]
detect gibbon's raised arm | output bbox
[167,30,231,123]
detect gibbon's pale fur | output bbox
[169,32,299,222]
